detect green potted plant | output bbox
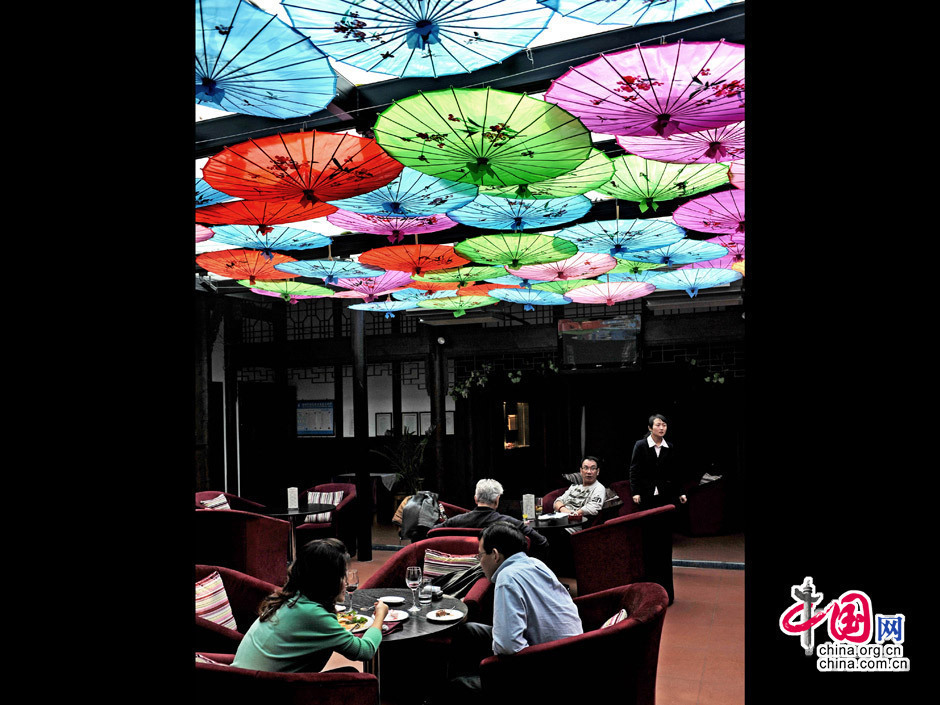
[371,429,432,506]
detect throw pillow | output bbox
[601,608,628,629]
[423,549,480,579]
[195,571,238,631]
[304,490,344,523]
[562,472,582,485]
[603,487,624,509]
[200,494,231,510]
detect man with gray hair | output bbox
[439,479,550,561]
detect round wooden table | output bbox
[260,503,335,562]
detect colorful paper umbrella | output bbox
[616,121,745,164]
[417,295,499,317]
[195,199,338,233]
[327,209,459,244]
[196,225,215,243]
[672,189,744,237]
[625,238,727,266]
[358,244,470,276]
[732,260,745,275]
[537,0,742,27]
[479,149,614,200]
[530,279,596,295]
[644,267,741,297]
[196,0,336,118]
[252,289,321,304]
[455,233,578,269]
[728,160,744,189]
[349,298,422,318]
[412,265,510,287]
[448,194,593,231]
[483,274,533,289]
[597,155,729,212]
[565,280,655,306]
[545,40,745,137]
[283,0,553,78]
[241,279,336,303]
[392,288,459,301]
[607,259,665,275]
[207,224,332,259]
[274,258,385,284]
[196,248,301,285]
[700,234,744,263]
[331,270,415,302]
[326,168,478,217]
[553,218,686,257]
[507,252,618,282]
[373,87,594,187]
[489,288,571,311]
[601,269,662,285]
[202,130,404,205]
[196,178,238,208]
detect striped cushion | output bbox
[195,571,238,631]
[304,490,343,523]
[601,608,628,629]
[195,653,228,666]
[200,494,231,510]
[423,549,479,578]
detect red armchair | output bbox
[194,509,291,587]
[195,491,267,512]
[440,501,471,519]
[294,483,358,554]
[569,504,677,603]
[194,653,378,705]
[194,564,277,654]
[608,479,641,517]
[479,582,669,703]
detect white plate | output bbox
[385,609,410,622]
[426,609,464,622]
[378,595,405,605]
[339,614,375,633]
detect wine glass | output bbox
[405,566,423,613]
[345,569,359,612]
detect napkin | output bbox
[381,621,403,635]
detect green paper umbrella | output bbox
[607,259,666,275]
[597,155,730,212]
[530,279,596,295]
[479,148,614,199]
[412,265,510,287]
[373,87,594,187]
[454,233,578,269]
[236,279,335,300]
[416,294,499,318]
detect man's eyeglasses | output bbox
[580,465,598,471]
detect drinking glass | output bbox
[345,569,359,612]
[419,577,433,605]
[405,566,423,613]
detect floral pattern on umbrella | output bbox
[331,270,415,302]
[202,130,404,205]
[196,248,301,285]
[392,287,459,300]
[417,294,499,317]
[530,279,596,295]
[358,244,470,276]
[671,189,744,238]
[373,87,594,187]
[240,279,336,303]
[552,217,686,257]
[283,0,553,78]
[537,0,742,28]
[196,178,238,208]
[455,233,578,269]
[643,266,741,297]
[448,194,593,231]
[564,280,655,306]
[479,149,614,200]
[488,287,571,311]
[624,238,727,266]
[327,209,459,244]
[196,0,337,118]
[274,258,385,283]
[616,121,744,164]
[412,265,510,287]
[326,168,478,217]
[545,40,745,137]
[207,224,332,259]
[507,252,618,282]
[597,155,729,212]
[195,199,338,233]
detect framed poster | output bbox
[401,412,418,434]
[375,412,392,437]
[446,410,454,435]
[419,411,432,435]
[297,400,335,437]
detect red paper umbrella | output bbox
[195,248,301,285]
[201,130,404,205]
[358,244,470,276]
[195,199,338,234]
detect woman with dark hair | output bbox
[629,413,691,507]
[232,537,389,673]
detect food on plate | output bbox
[434,609,450,617]
[337,610,369,631]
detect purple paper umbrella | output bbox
[672,189,744,239]
[331,270,415,302]
[545,40,744,137]
[728,160,744,189]
[565,280,655,306]
[507,252,618,282]
[327,209,459,244]
[616,121,744,163]
[196,224,214,242]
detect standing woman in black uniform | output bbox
[629,413,690,509]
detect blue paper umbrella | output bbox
[643,267,741,297]
[207,224,332,259]
[274,258,385,283]
[625,239,728,266]
[283,0,553,78]
[601,269,662,285]
[553,218,686,257]
[349,298,422,318]
[488,288,571,311]
[538,0,742,27]
[448,194,593,231]
[196,178,239,208]
[196,0,337,118]
[391,288,458,301]
[327,168,478,217]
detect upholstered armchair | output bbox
[194,564,277,654]
[294,483,358,554]
[680,476,732,536]
[608,479,641,517]
[479,582,669,703]
[440,501,471,519]
[194,653,379,705]
[195,491,267,513]
[194,509,291,587]
[569,504,677,603]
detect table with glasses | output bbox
[260,502,335,563]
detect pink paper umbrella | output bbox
[565,280,655,306]
[672,189,744,239]
[196,224,214,242]
[545,39,744,137]
[616,121,744,163]
[327,209,459,243]
[507,252,618,282]
[728,159,744,189]
[331,270,415,302]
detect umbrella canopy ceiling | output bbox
[455,233,579,268]
[643,266,741,297]
[616,121,744,163]
[538,0,743,28]
[196,0,337,118]
[283,0,554,79]
[507,252,618,281]
[412,265,510,286]
[479,148,614,200]
[553,217,686,256]
[196,225,215,243]
[242,279,336,303]
[207,224,332,258]
[358,244,471,275]
[195,198,337,231]
[349,298,422,318]
[196,178,238,208]
[488,287,571,310]
[544,39,745,137]
[597,155,730,212]
[625,238,727,265]
[196,248,301,285]
[565,280,656,306]
[448,193,593,231]
[416,294,499,317]
[728,159,745,189]
[326,167,478,217]
[672,188,744,237]
[373,87,594,186]
[327,210,459,243]
[332,270,415,301]
[274,258,385,283]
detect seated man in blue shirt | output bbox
[438,522,583,702]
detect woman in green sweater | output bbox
[232,537,389,673]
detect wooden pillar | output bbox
[427,333,447,495]
[351,308,373,561]
[223,299,242,495]
[195,295,211,491]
